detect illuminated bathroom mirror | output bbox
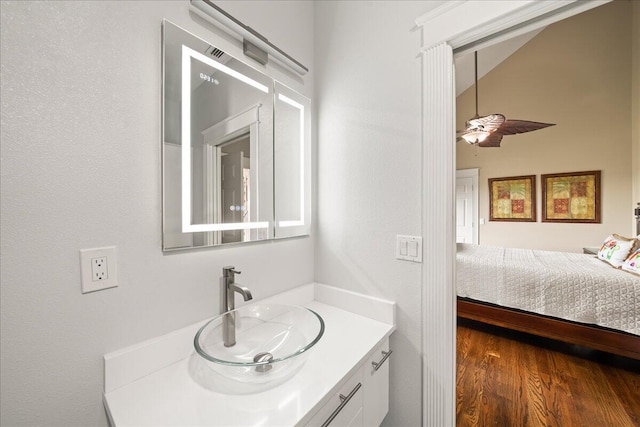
[162,21,310,251]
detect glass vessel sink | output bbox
[194,304,324,387]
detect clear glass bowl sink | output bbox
[194,304,324,386]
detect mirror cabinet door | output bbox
[162,20,309,251]
[274,82,311,238]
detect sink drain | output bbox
[253,352,273,373]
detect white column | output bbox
[420,42,456,427]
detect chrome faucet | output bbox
[221,266,253,347]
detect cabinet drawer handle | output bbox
[371,350,392,371]
[320,382,362,427]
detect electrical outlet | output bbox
[91,257,108,281]
[80,247,118,293]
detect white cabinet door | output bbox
[344,406,363,426]
[305,366,364,427]
[363,339,391,427]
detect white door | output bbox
[456,169,478,244]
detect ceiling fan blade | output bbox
[466,114,505,132]
[498,119,555,135]
[459,114,505,144]
[477,133,503,147]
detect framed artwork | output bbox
[541,170,601,223]
[489,175,536,222]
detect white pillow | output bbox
[597,234,638,268]
[621,248,640,275]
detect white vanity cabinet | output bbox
[103,284,395,427]
[305,338,391,427]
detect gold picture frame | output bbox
[541,170,601,223]
[489,175,536,222]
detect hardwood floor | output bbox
[456,318,640,427]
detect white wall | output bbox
[314,2,442,425]
[0,1,314,425]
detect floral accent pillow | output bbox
[621,248,640,275]
[597,234,638,268]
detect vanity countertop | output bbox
[103,283,395,426]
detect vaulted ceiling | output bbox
[454,29,543,96]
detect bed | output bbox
[456,243,640,359]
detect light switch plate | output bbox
[396,235,422,262]
[80,246,118,293]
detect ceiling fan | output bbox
[457,51,555,147]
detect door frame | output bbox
[415,1,610,424]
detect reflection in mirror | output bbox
[162,21,311,251]
[181,45,273,236]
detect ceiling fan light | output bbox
[462,130,490,144]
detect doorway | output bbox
[455,168,478,244]
[416,1,610,425]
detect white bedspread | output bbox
[456,243,640,336]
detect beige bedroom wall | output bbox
[456,0,633,252]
